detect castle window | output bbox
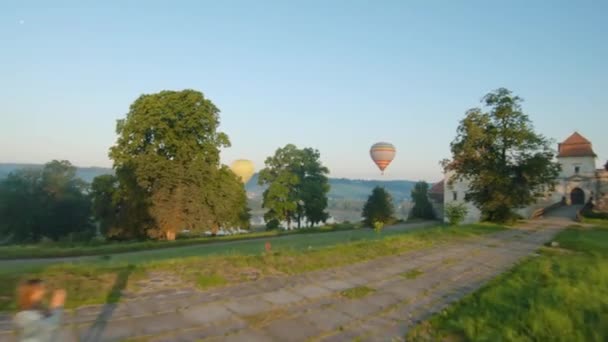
[453,191,458,201]
[574,166,580,174]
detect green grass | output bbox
[0,223,362,260]
[407,224,608,342]
[196,274,228,289]
[0,223,504,312]
[340,286,375,299]
[580,216,608,227]
[401,268,423,279]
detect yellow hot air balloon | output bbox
[370,142,396,175]
[230,159,255,184]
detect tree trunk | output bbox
[166,230,176,241]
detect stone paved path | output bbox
[0,216,576,342]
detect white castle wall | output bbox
[443,172,482,224]
[443,155,602,223]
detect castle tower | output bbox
[556,132,597,205]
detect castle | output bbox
[435,132,608,224]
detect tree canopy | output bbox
[106,89,248,240]
[362,186,395,226]
[443,88,560,222]
[409,181,435,220]
[0,160,93,243]
[258,144,330,229]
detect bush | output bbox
[445,202,468,225]
[409,181,435,220]
[265,219,280,230]
[581,207,608,220]
[362,187,396,226]
[373,221,384,233]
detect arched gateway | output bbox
[570,188,585,205]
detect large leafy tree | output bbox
[109,89,237,240]
[409,181,435,220]
[362,186,395,226]
[206,166,251,233]
[295,148,330,227]
[0,160,92,242]
[90,174,121,237]
[443,88,560,222]
[259,144,330,229]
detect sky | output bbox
[1,0,607,181]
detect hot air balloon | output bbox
[230,159,255,184]
[370,142,396,175]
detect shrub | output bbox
[445,202,468,225]
[265,219,280,230]
[373,221,384,233]
[581,207,608,220]
[362,187,396,226]
[409,181,436,220]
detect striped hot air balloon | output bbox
[370,142,396,174]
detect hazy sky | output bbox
[1,1,606,181]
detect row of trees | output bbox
[0,90,253,243]
[1,87,561,244]
[0,89,335,243]
[361,181,436,227]
[0,160,93,243]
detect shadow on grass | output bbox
[82,265,134,342]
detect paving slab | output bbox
[78,317,139,341]
[135,311,196,335]
[333,298,384,319]
[291,284,332,299]
[318,279,354,291]
[180,302,233,325]
[0,331,16,342]
[222,328,272,342]
[224,296,273,316]
[151,318,248,341]
[261,289,303,305]
[363,292,402,310]
[301,307,353,332]
[264,316,321,341]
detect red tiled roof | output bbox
[429,180,444,194]
[558,132,596,158]
[561,132,590,145]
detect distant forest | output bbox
[0,163,425,202]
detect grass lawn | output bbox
[340,286,375,299]
[0,223,362,260]
[407,223,608,342]
[0,223,503,312]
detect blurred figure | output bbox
[13,279,66,342]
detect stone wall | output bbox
[557,156,596,178]
[431,202,444,221]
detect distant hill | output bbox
[247,174,415,202]
[0,163,417,201]
[0,163,113,183]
